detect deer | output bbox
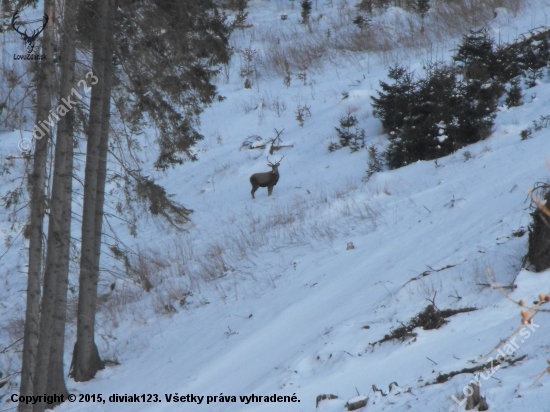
[249,156,284,199]
[11,10,49,54]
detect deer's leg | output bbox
[251,185,257,199]
[267,185,273,196]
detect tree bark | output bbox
[18,1,54,411]
[70,0,111,382]
[32,0,77,409]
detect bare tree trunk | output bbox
[32,0,77,409]
[70,0,110,382]
[18,1,54,411]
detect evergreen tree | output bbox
[453,28,497,81]
[377,61,501,169]
[371,65,418,168]
[31,0,78,409]
[18,1,54,410]
[412,0,429,32]
[300,0,312,25]
[68,0,231,383]
[366,144,384,180]
[334,113,365,152]
[70,0,114,383]
[505,78,523,107]
[412,0,430,19]
[116,0,232,170]
[353,13,371,30]
[371,65,417,137]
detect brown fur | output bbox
[250,156,284,199]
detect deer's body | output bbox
[250,157,283,199]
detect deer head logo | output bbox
[11,10,49,54]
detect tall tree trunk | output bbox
[32,0,77,409]
[18,2,54,411]
[70,0,110,382]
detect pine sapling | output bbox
[366,144,383,180]
[506,78,523,108]
[300,0,312,25]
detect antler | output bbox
[267,155,284,166]
[30,14,49,40]
[11,10,27,37]
[11,11,48,41]
[274,155,284,165]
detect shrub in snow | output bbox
[453,28,498,82]
[295,103,311,127]
[365,144,384,180]
[330,112,365,152]
[372,58,502,169]
[495,27,550,86]
[505,78,523,108]
[300,0,312,26]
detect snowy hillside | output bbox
[2,0,550,411]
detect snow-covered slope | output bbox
[2,0,550,411]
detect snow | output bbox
[2,0,550,411]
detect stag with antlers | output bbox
[249,156,284,199]
[11,10,49,54]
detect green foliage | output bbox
[372,61,503,169]
[332,112,365,152]
[300,0,312,24]
[371,65,417,138]
[366,144,384,180]
[412,0,430,18]
[520,115,550,140]
[134,175,193,227]
[495,28,550,85]
[116,0,232,170]
[352,13,371,30]
[454,28,497,80]
[506,78,523,108]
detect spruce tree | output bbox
[505,78,523,107]
[300,0,312,25]
[18,1,54,410]
[68,0,231,383]
[412,0,430,19]
[70,0,113,383]
[454,28,497,81]
[116,0,232,170]
[334,113,365,152]
[32,0,78,408]
[366,144,383,180]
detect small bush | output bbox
[412,0,430,19]
[334,113,365,152]
[352,13,371,30]
[295,103,312,127]
[520,115,550,140]
[506,78,523,108]
[300,0,312,25]
[366,144,384,180]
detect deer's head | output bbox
[12,11,49,54]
